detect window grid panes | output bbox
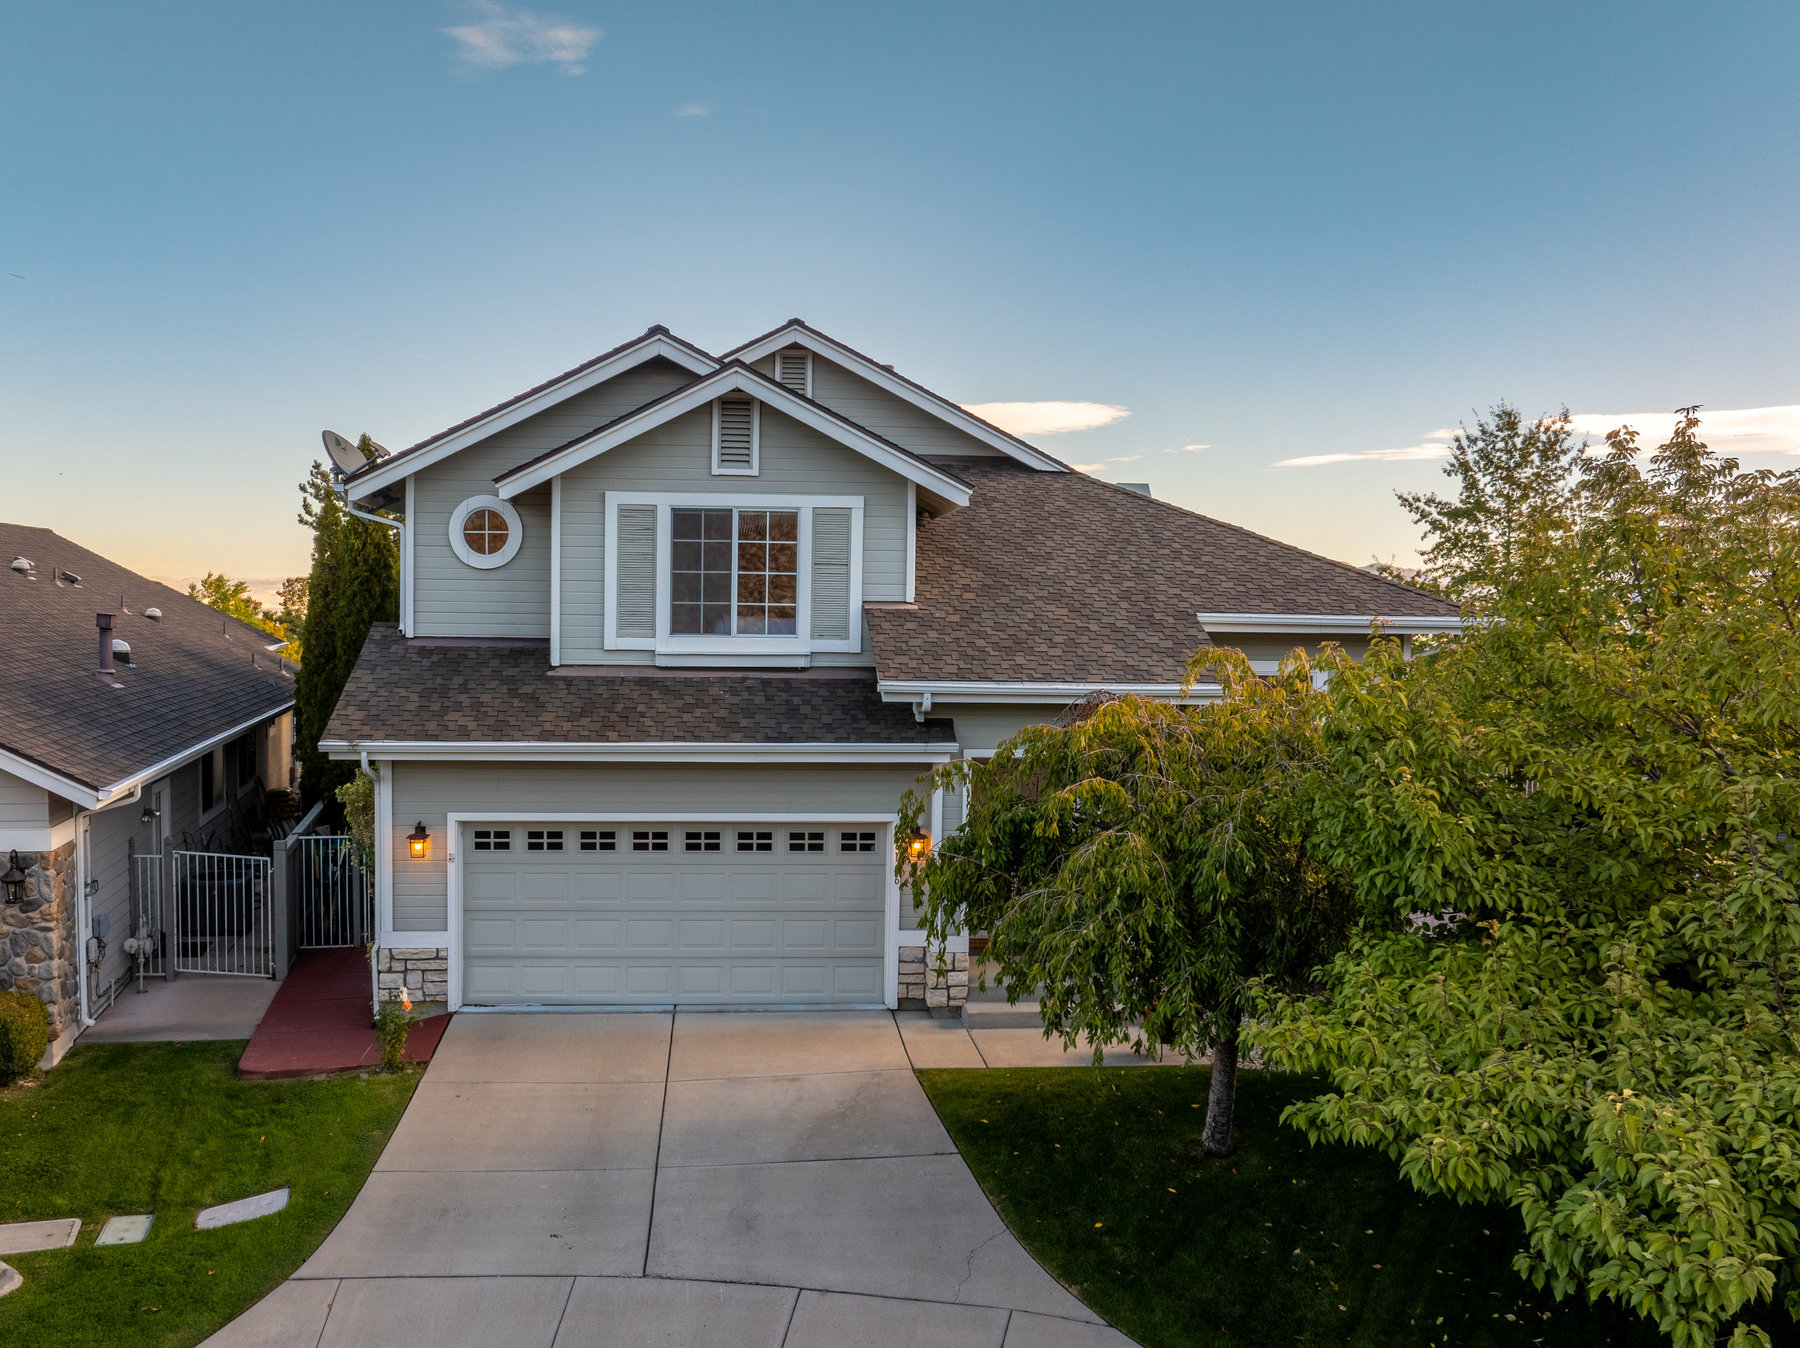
[736,830,773,853]
[526,829,564,853]
[840,830,877,853]
[579,830,616,852]
[788,830,824,853]
[670,507,799,638]
[462,509,509,556]
[632,830,669,852]
[473,829,510,851]
[684,830,722,852]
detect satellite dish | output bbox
[366,438,391,459]
[322,430,367,476]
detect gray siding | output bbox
[84,798,154,1013]
[0,769,48,834]
[558,404,910,665]
[411,358,694,638]
[1211,635,1371,664]
[388,760,937,932]
[795,354,1006,459]
[941,705,1069,757]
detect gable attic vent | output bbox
[774,349,812,397]
[714,397,758,475]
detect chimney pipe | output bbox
[97,613,115,676]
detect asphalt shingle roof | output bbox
[0,524,295,794]
[865,460,1459,684]
[322,624,952,746]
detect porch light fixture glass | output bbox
[2,850,26,905]
[906,829,931,862]
[407,822,430,859]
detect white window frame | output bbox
[603,491,863,657]
[711,397,761,477]
[448,494,523,569]
[774,348,813,398]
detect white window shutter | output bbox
[715,398,757,474]
[615,503,657,638]
[775,349,811,396]
[810,507,852,642]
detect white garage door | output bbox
[460,822,888,1007]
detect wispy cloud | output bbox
[675,103,710,118]
[1568,405,1800,457]
[962,401,1130,436]
[1277,406,1800,468]
[445,1,600,75]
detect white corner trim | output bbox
[1194,612,1466,634]
[725,324,1066,472]
[449,495,523,569]
[374,757,394,943]
[549,476,562,665]
[905,480,916,604]
[321,740,961,765]
[495,365,973,506]
[400,474,415,637]
[344,331,719,500]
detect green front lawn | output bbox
[919,1066,1783,1348]
[0,1041,416,1347]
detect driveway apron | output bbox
[205,1010,1135,1348]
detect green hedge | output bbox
[0,991,50,1082]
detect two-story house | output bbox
[323,321,1459,1015]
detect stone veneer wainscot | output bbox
[377,946,449,1009]
[897,944,968,1015]
[0,843,79,1052]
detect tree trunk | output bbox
[1200,1033,1239,1157]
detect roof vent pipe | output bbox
[96,613,115,677]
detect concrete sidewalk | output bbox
[206,1010,1135,1348]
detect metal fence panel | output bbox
[128,851,169,985]
[170,851,273,978]
[293,836,372,949]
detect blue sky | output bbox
[3,2,1796,595]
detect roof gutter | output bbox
[320,739,960,765]
[1194,612,1466,634]
[877,679,1223,709]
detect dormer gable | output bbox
[723,320,1067,473]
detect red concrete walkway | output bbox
[238,947,450,1079]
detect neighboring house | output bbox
[325,321,1460,1014]
[0,525,296,1062]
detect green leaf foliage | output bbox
[1251,410,1800,1346]
[293,439,398,804]
[899,651,1360,1149]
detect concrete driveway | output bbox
[206,1011,1134,1348]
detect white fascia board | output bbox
[495,366,973,506]
[1195,612,1466,634]
[877,680,1222,706]
[0,701,295,811]
[728,325,1067,473]
[346,334,720,501]
[320,739,960,765]
[0,748,102,810]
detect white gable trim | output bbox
[494,365,973,506]
[346,332,719,500]
[727,324,1067,472]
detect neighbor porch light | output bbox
[1,851,26,905]
[407,822,430,859]
[906,829,931,862]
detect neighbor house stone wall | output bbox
[898,944,967,1016]
[0,842,80,1048]
[377,946,448,1008]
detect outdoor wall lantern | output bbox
[407,822,430,859]
[2,850,27,905]
[906,829,931,862]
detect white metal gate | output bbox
[171,851,273,977]
[129,850,170,983]
[293,835,373,949]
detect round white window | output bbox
[448,495,523,569]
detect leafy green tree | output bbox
[294,437,398,804]
[187,571,284,639]
[1253,412,1800,1345]
[899,651,1359,1155]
